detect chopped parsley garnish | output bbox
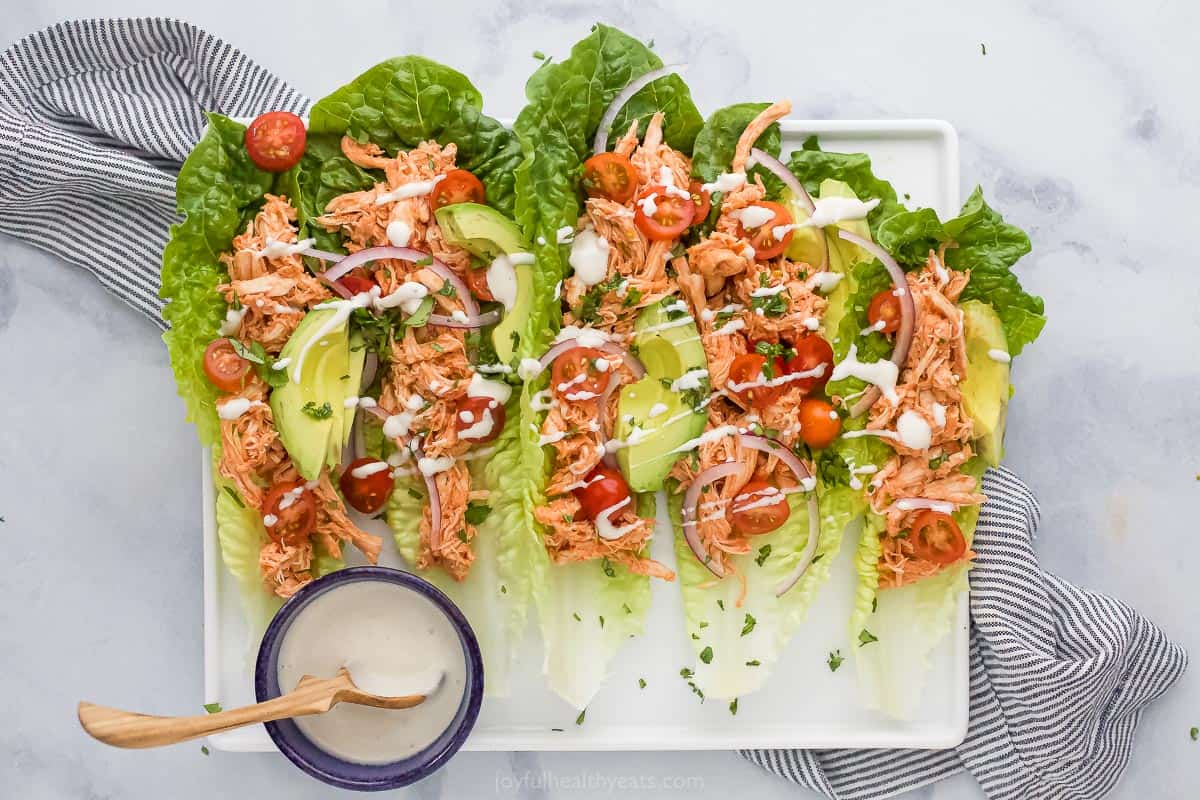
[1191,726,1198,741]
[871,597,878,613]
[456,529,469,543]
[621,287,643,307]
[414,256,433,267]
[573,612,582,622]
[532,49,547,60]
[599,615,605,628]
[928,453,948,470]
[717,599,725,611]
[714,307,737,325]
[691,633,700,640]
[500,584,507,594]
[811,553,824,564]
[858,628,879,647]
[638,678,647,689]
[601,557,616,578]
[224,487,244,508]
[464,501,491,525]
[750,291,788,318]
[228,338,264,364]
[755,544,772,566]
[741,614,757,637]
[679,667,694,679]
[301,401,333,420]
[431,342,444,353]
[827,650,844,672]
[406,487,423,500]
[745,659,760,667]
[698,621,709,629]
[436,281,456,298]
[201,745,210,756]
[561,512,574,524]
[203,702,222,714]
[510,330,520,351]
[402,296,434,328]
[729,699,738,715]
[754,340,786,359]
[575,709,586,725]
[700,646,713,664]
[662,296,688,320]
[816,449,852,486]
[575,274,622,323]
[623,603,632,614]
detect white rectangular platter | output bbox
[203,119,966,753]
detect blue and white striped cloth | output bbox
[0,19,1186,800]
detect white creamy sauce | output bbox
[895,498,956,514]
[374,175,446,206]
[466,373,512,405]
[259,237,315,259]
[350,460,391,480]
[564,390,599,401]
[294,294,373,382]
[670,368,710,392]
[749,283,788,298]
[385,220,412,248]
[701,171,746,194]
[343,396,361,409]
[988,348,1012,364]
[262,514,279,527]
[218,306,248,336]
[931,402,947,428]
[708,318,746,337]
[217,398,265,420]
[803,316,821,330]
[568,228,611,287]
[271,357,291,371]
[418,456,456,477]
[517,358,545,381]
[555,325,618,348]
[382,395,426,439]
[485,253,533,311]
[275,581,467,765]
[672,424,740,454]
[896,410,933,450]
[475,363,513,375]
[593,496,638,541]
[636,192,658,216]
[860,320,887,336]
[647,402,669,419]
[658,166,691,199]
[538,429,570,447]
[530,389,554,412]
[374,282,430,316]
[555,225,576,244]
[726,364,825,393]
[801,196,880,228]
[811,272,843,293]
[829,344,900,404]
[734,205,776,230]
[457,405,496,441]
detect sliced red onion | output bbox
[359,352,379,393]
[750,147,814,213]
[680,462,741,578]
[737,435,822,596]
[592,64,687,155]
[428,309,502,329]
[836,230,916,418]
[537,338,645,377]
[750,147,827,271]
[317,272,352,299]
[413,441,442,552]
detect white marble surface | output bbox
[1,1,1196,798]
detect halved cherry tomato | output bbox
[730,480,791,535]
[737,201,793,260]
[431,169,486,210]
[455,396,506,445]
[581,153,638,204]
[464,266,495,302]
[550,347,612,398]
[339,274,377,296]
[727,353,784,410]
[784,334,835,395]
[910,510,966,565]
[203,339,253,393]
[338,458,394,515]
[634,185,694,241]
[867,288,902,334]
[798,397,842,449]
[689,180,711,224]
[262,480,317,542]
[244,111,306,172]
[573,464,632,521]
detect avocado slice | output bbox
[270,308,358,480]
[959,300,1010,466]
[782,179,871,340]
[615,302,709,492]
[435,202,533,364]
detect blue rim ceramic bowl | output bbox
[255,566,483,791]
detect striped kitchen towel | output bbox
[0,18,1188,800]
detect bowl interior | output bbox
[254,566,483,791]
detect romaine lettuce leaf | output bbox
[161,114,274,446]
[667,481,862,700]
[387,397,538,697]
[307,56,523,216]
[690,102,782,188]
[875,188,1044,355]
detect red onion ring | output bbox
[537,338,646,376]
[836,230,916,418]
[680,461,741,578]
[736,434,821,596]
[317,272,352,299]
[749,147,827,271]
[592,64,687,155]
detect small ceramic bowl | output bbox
[255,566,483,791]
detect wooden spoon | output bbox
[78,667,437,749]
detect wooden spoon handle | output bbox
[78,675,347,749]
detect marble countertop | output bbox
[2,1,1196,798]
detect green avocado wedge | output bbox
[615,300,709,492]
[960,300,1011,465]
